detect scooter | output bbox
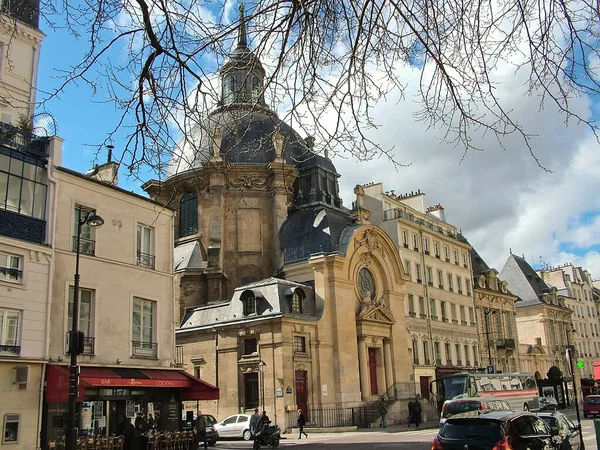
[252,422,281,449]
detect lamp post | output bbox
[484,308,496,366]
[566,345,585,450]
[257,360,266,411]
[66,209,104,450]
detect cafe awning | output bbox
[45,365,219,402]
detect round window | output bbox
[358,268,376,299]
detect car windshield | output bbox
[206,416,216,426]
[443,401,482,418]
[586,397,600,404]
[440,420,502,440]
[442,376,470,400]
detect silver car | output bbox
[213,414,253,440]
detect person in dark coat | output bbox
[194,409,208,450]
[407,400,414,427]
[413,396,422,427]
[297,409,308,439]
[249,408,261,437]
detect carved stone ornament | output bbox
[212,125,223,159]
[226,176,268,189]
[273,125,285,157]
[355,228,385,258]
[357,297,396,325]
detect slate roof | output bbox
[177,277,321,332]
[174,240,207,272]
[499,254,550,307]
[470,247,491,277]
[279,207,354,264]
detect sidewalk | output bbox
[286,418,439,438]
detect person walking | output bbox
[413,396,422,428]
[407,400,414,427]
[378,399,388,428]
[249,408,261,438]
[297,409,308,439]
[194,409,208,450]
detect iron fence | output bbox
[285,405,370,429]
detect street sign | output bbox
[487,365,495,374]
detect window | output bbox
[444,245,449,260]
[404,259,411,276]
[358,267,376,299]
[473,345,478,365]
[462,252,468,267]
[423,341,429,363]
[0,147,48,220]
[413,340,419,364]
[2,414,19,444]
[535,337,542,345]
[294,336,306,353]
[408,295,415,316]
[241,291,256,316]
[457,276,463,293]
[445,343,451,364]
[423,237,429,253]
[426,266,433,285]
[68,287,95,354]
[438,269,444,288]
[419,296,426,317]
[194,366,201,378]
[460,306,466,323]
[468,307,474,324]
[179,192,198,238]
[402,229,408,246]
[244,338,257,355]
[251,76,262,102]
[291,290,304,314]
[453,249,459,264]
[565,274,571,282]
[451,303,457,322]
[224,74,236,104]
[455,343,461,365]
[448,273,454,291]
[415,263,422,282]
[464,345,470,365]
[413,233,419,250]
[466,280,471,296]
[434,241,440,257]
[434,341,441,362]
[73,205,98,255]
[132,297,156,357]
[441,301,447,321]
[0,309,20,355]
[430,299,437,318]
[137,224,155,269]
[0,251,22,283]
[244,373,259,409]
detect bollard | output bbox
[595,419,600,450]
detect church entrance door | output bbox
[295,370,308,420]
[368,348,378,395]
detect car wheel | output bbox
[243,429,252,441]
[523,403,529,411]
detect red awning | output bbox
[45,365,219,402]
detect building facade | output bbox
[357,183,479,402]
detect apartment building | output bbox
[358,183,478,399]
[538,264,599,378]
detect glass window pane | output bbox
[20,179,34,216]
[9,157,23,176]
[22,162,36,181]
[6,312,18,345]
[33,183,46,219]
[0,153,8,172]
[132,299,141,340]
[0,172,7,207]
[35,165,47,184]
[6,175,21,212]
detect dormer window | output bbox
[241,290,256,315]
[224,74,236,104]
[292,289,304,314]
[251,76,261,102]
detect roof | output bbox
[499,254,550,307]
[174,240,207,272]
[470,247,491,277]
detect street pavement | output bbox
[208,408,600,449]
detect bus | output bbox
[430,373,539,414]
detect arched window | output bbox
[251,76,261,102]
[179,192,198,238]
[224,74,236,104]
[358,267,376,300]
[291,289,304,314]
[241,290,256,316]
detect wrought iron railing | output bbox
[132,341,158,358]
[0,121,46,155]
[137,251,156,269]
[72,236,96,255]
[0,0,39,29]
[65,333,95,355]
[0,344,20,356]
[408,311,416,317]
[0,266,23,282]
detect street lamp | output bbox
[484,308,496,366]
[66,209,104,450]
[566,345,585,450]
[257,360,266,411]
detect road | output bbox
[206,409,600,450]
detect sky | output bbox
[34,5,600,280]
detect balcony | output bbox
[409,311,416,317]
[424,359,431,365]
[137,251,156,269]
[456,360,462,366]
[431,315,438,321]
[436,254,440,259]
[428,281,433,286]
[0,120,47,156]
[425,250,430,255]
[65,333,95,355]
[442,317,449,322]
[0,344,20,356]
[0,209,46,244]
[414,247,419,252]
[420,313,427,319]
[132,341,158,358]
[452,319,458,324]
[496,338,516,349]
[435,359,442,365]
[461,320,467,325]
[0,266,23,283]
[458,289,463,294]
[439,284,444,289]
[72,236,96,256]
[403,243,409,248]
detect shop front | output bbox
[42,365,219,449]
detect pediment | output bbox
[357,303,395,324]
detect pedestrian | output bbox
[413,396,422,428]
[297,409,308,439]
[147,413,155,430]
[249,408,261,437]
[194,409,208,450]
[407,400,414,427]
[378,399,388,428]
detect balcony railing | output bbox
[466,360,471,366]
[65,333,95,355]
[420,313,427,319]
[435,358,442,365]
[0,266,23,282]
[442,317,448,322]
[461,320,467,325]
[73,236,96,255]
[409,311,416,317]
[424,359,431,365]
[431,315,438,321]
[383,209,464,242]
[132,341,158,358]
[456,359,462,366]
[137,251,155,269]
[452,319,458,324]
[0,121,47,156]
[0,209,46,244]
[0,0,40,29]
[0,344,20,356]
[496,338,516,349]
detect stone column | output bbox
[358,335,370,400]
[383,338,393,394]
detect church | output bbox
[142,6,415,429]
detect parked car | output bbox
[431,410,553,450]
[539,397,559,411]
[439,397,511,426]
[181,413,218,446]
[583,395,600,418]
[213,414,253,440]
[537,411,581,450]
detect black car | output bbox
[537,411,581,450]
[431,410,553,450]
[181,414,218,446]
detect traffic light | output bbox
[576,360,585,369]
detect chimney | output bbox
[88,145,119,186]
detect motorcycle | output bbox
[252,422,281,449]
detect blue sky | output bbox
[34,7,600,279]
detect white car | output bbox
[213,414,252,440]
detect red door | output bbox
[420,376,430,401]
[295,370,308,420]
[368,348,378,395]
